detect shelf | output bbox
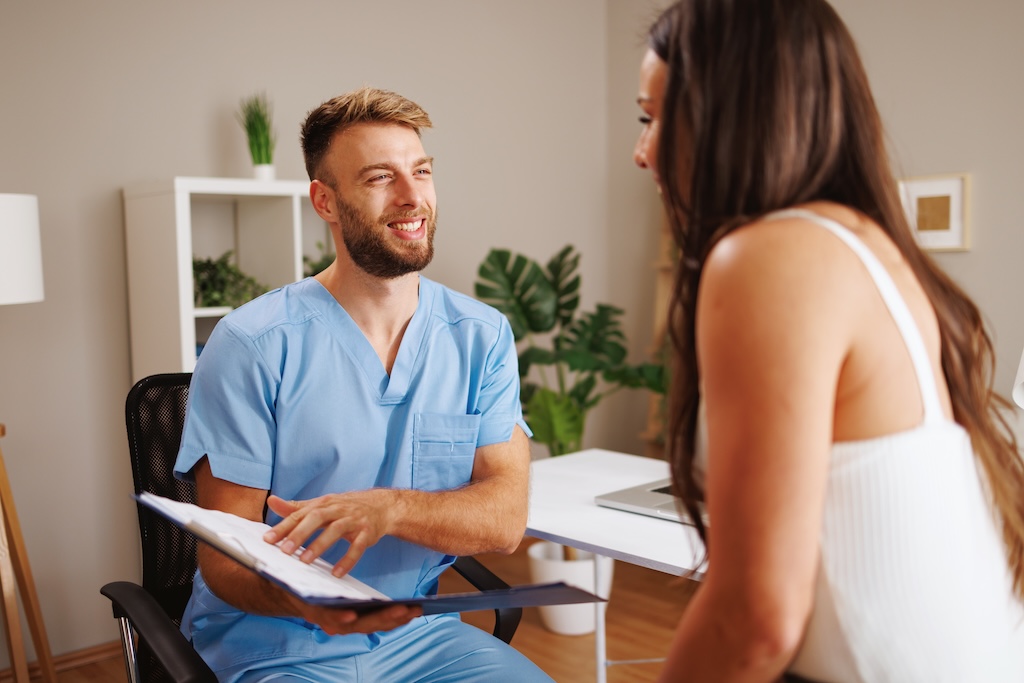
[194,306,233,318]
[124,176,328,382]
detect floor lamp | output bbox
[0,193,57,683]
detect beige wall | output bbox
[831,0,1024,419]
[0,0,1019,664]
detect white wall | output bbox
[0,0,1019,665]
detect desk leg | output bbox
[594,554,608,683]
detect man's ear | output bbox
[309,180,336,223]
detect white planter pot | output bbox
[527,540,614,635]
[253,164,276,181]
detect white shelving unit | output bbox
[123,176,328,382]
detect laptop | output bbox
[594,478,706,526]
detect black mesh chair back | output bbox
[126,373,197,624]
[124,372,202,682]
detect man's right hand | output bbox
[263,490,396,578]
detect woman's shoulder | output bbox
[705,208,863,295]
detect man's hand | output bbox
[261,426,531,584]
[263,490,396,577]
[296,601,422,637]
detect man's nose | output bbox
[393,173,424,207]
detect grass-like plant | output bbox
[237,92,275,165]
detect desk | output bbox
[526,449,706,682]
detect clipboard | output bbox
[135,492,603,615]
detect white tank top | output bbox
[759,210,1024,682]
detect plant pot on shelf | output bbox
[253,164,275,181]
[527,540,614,635]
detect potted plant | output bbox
[475,244,666,457]
[238,92,276,180]
[193,251,270,309]
[475,244,667,634]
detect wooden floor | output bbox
[450,538,698,682]
[57,538,696,683]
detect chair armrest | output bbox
[100,581,216,683]
[451,557,522,644]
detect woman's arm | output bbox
[657,218,860,682]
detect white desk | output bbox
[526,449,706,682]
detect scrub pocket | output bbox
[412,413,481,491]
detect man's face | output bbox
[324,123,437,278]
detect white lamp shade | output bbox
[0,193,45,306]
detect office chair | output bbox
[102,372,522,683]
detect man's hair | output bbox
[300,86,433,183]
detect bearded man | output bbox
[173,87,549,683]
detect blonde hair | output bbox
[300,86,433,183]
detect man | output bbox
[174,87,550,682]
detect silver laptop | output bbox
[595,478,705,526]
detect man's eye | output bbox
[415,168,432,176]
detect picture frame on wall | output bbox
[898,173,970,251]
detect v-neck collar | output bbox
[304,277,434,404]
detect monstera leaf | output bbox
[525,388,586,457]
[475,250,557,339]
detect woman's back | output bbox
[770,208,1024,681]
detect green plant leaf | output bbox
[560,304,628,369]
[546,245,581,327]
[474,249,558,338]
[603,362,668,394]
[518,345,557,378]
[567,374,598,409]
[238,92,276,165]
[193,251,270,308]
[525,388,585,457]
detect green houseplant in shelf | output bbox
[474,245,667,457]
[238,92,276,179]
[193,251,270,309]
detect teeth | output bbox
[391,220,421,231]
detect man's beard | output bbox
[336,199,436,279]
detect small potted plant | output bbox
[475,244,666,634]
[238,92,276,180]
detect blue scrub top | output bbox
[174,276,530,675]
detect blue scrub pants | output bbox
[233,617,553,682]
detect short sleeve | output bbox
[173,319,277,490]
[475,315,532,447]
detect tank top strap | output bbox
[764,209,945,424]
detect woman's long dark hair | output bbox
[649,0,1024,598]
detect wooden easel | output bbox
[0,425,56,683]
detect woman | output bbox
[634,1,1024,681]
